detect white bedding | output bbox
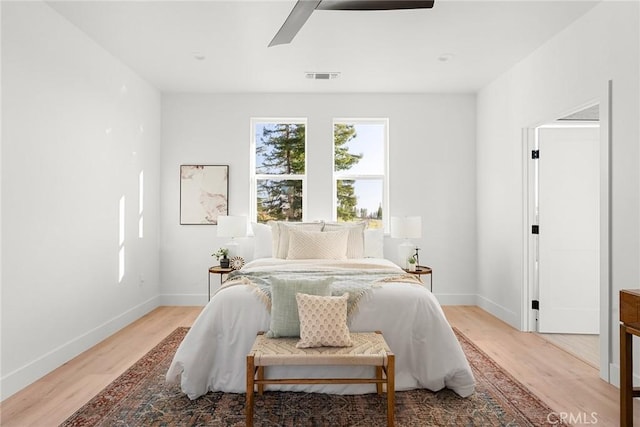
[166,258,475,399]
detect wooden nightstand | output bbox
[208,266,233,302]
[620,289,640,426]
[403,266,433,292]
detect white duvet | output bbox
[166,258,475,399]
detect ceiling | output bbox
[47,0,600,94]
[559,104,600,121]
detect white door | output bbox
[537,127,599,334]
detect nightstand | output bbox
[208,266,233,301]
[403,266,433,292]
[620,289,640,426]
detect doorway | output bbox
[536,123,600,335]
[524,98,611,381]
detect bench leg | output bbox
[246,355,255,427]
[386,355,395,427]
[376,366,383,394]
[257,366,265,395]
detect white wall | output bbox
[160,93,477,306]
[476,0,639,378]
[1,2,162,400]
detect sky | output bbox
[342,122,385,175]
[341,122,385,215]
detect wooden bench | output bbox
[246,331,395,427]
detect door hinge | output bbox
[532,150,539,159]
[532,225,539,234]
[532,300,540,310]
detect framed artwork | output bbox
[180,165,229,225]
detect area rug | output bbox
[61,327,564,426]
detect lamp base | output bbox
[226,240,240,258]
[397,240,415,268]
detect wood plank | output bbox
[537,332,599,368]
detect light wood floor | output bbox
[1,305,637,426]
[538,332,600,368]
[0,306,200,427]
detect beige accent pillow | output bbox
[323,222,366,258]
[296,293,353,348]
[267,221,281,257]
[272,221,324,259]
[286,229,349,260]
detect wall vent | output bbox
[305,72,340,80]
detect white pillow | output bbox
[322,222,366,259]
[267,221,280,258]
[286,229,349,260]
[274,222,324,259]
[364,228,384,258]
[296,293,353,348]
[251,222,273,259]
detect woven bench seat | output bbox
[246,331,395,427]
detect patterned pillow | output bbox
[266,277,332,338]
[296,293,353,348]
[270,221,324,259]
[286,229,349,260]
[322,222,366,258]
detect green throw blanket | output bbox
[223,269,422,318]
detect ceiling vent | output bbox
[305,72,340,80]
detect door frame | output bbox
[521,80,612,382]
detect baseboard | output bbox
[160,293,207,306]
[436,293,477,306]
[476,294,520,329]
[608,362,640,388]
[162,293,513,325]
[0,296,160,401]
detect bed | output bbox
[165,222,475,400]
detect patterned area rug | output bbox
[61,327,563,426]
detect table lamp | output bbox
[390,216,422,268]
[217,215,248,258]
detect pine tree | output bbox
[256,124,305,221]
[256,122,363,222]
[336,179,358,221]
[334,124,361,221]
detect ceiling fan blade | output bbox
[269,0,322,47]
[316,0,435,10]
[269,0,435,47]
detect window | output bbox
[333,119,388,229]
[251,119,307,223]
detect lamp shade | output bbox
[217,215,248,238]
[390,216,422,239]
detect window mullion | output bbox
[334,173,384,180]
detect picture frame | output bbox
[180,165,229,225]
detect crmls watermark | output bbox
[547,411,599,425]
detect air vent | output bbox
[305,72,340,80]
